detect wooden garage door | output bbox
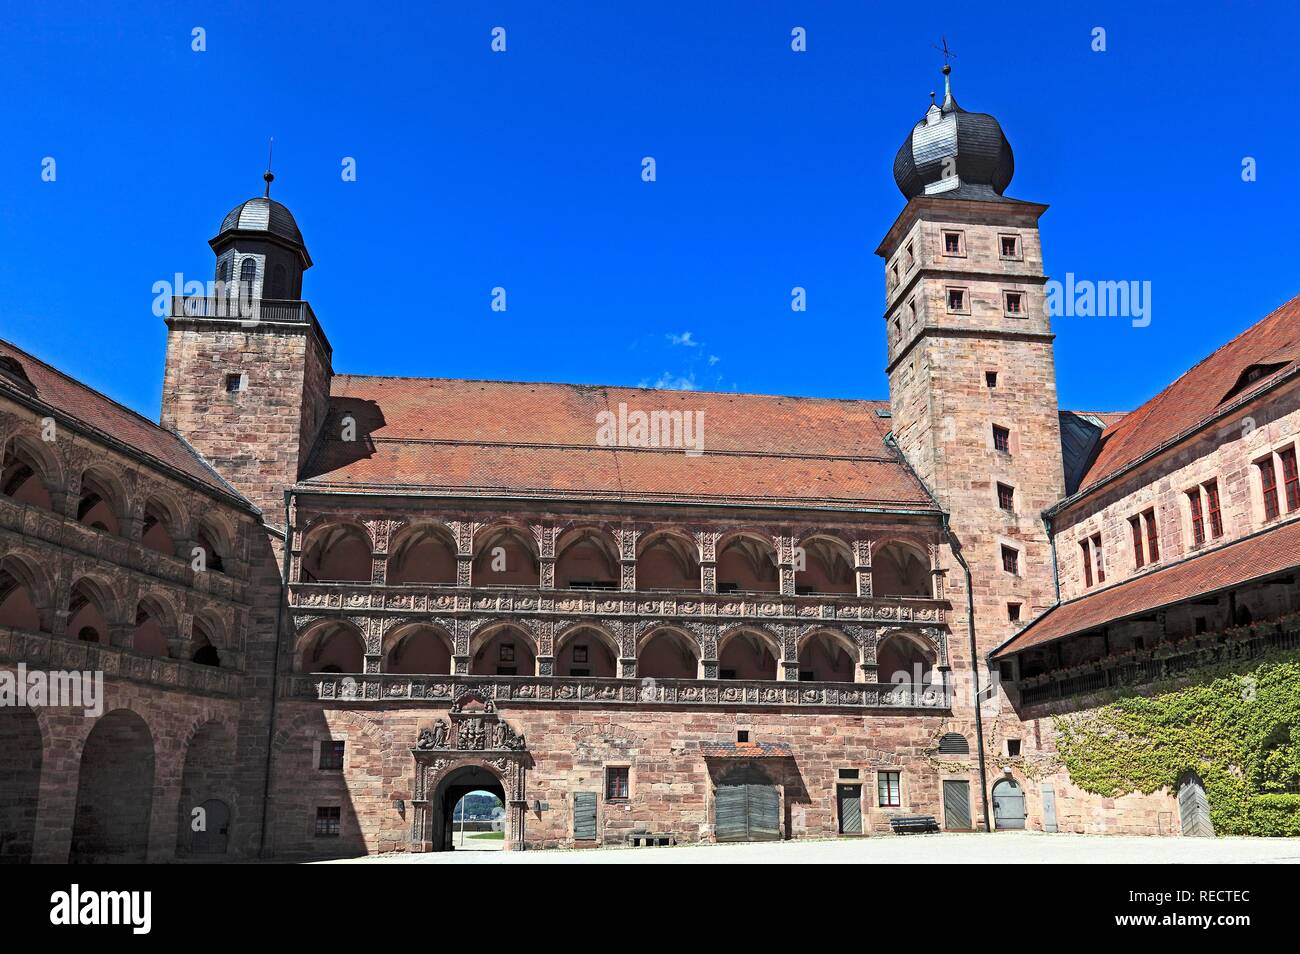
[716,767,780,842]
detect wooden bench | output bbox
[888,815,940,834]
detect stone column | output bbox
[855,540,873,598]
[534,522,556,589]
[696,530,718,594]
[617,526,639,592]
[776,534,796,596]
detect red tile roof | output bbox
[0,338,253,508]
[300,376,938,511]
[992,517,1300,658]
[699,741,794,758]
[1072,295,1300,496]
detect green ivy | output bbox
[1052,654,1300,835]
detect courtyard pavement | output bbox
[320,831,1300,864]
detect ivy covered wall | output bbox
[1052,654,1300,836]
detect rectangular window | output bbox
[1260,457,1280,520]
[993,425,1010,452]
[1007,602,1021,622]
[1001,545,1019,575]
[905,242,915,269]
[943,231,964,255]
[1091,533,1105,583]
[315,806,341,838]
[985,370,998,388]
[1130,515,1145,569]
[890,262,899,288]
[605,766,629,801]
[1188,487,1205,546]
[947,288,966,312]
[1004,291,1024,315]
[999,234,1021,259]
[1144,509,1160,562]
[878,771,901,808]
[319,740,345,771]
[1081,538,1093,587]
[1006,739,1022,757]
[997,482,1014,512]
[1205,480,1224,538]
[224,373,242,393]
[1282,447,1300,513]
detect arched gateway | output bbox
[410,689,529,852]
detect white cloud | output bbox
[667,332,698,347]
[640,371,698,391]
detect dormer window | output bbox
[1221,362,1286,404]
[0,355,33,389]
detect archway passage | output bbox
[430,766,507,852]
[447,788,505,851]
[0,563,41,631]
[991,778,1026,831]
[71,709,155,863]
[714,764,780,842]
[177,720,236,857]
[0,706,42,863]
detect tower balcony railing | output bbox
[169,294,317,326]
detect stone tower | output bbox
[878,66,1065,657]
[160,173,332,519]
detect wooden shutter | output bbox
[573,792,597,841]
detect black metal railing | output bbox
[169,295,316,325]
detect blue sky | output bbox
[1,1,1295,419]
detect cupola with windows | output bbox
[211,169,312,301]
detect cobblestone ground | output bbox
[319,832,1300,864]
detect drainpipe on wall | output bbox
[258,489,295,858]
[942,512,992,833]
[1043,512,1061,604]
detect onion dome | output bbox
[893,66,1014,201]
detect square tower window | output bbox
[1007,602,1021,622]
[905,242,915,269]
[224,373,244,393]
[942,230,965,256]
[985,370,999,388]
[993,425,1011,452]
[946,288,967,313]
[997,483,1015,512]
[999,234,1022,259]
[319,740,345,771]
[1004,291,1025,316]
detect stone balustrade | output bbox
[285,671,951,711]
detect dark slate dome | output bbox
[218,196,304,246]
[893,68,1014,201]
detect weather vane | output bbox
[931,36,957,70]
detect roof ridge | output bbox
[351,435,899,461]
[331,372,889,406]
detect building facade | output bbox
[1,70,1297,861]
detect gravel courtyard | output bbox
[321,831,1300,864]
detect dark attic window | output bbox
[1220,362,1286,404]
[0,355,34,390]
